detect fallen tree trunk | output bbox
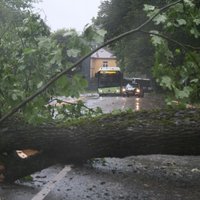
[1,108,200,182]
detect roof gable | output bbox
[91,48,116,59]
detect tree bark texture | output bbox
[1,108,200,182]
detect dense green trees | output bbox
[95,0,166,77]
[96,0,200,104]
[144,0,200,104]
[0,1,93,123]
[1,0,199,123]
[0,0,50,119]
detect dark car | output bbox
[123,83,144,97]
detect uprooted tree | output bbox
[1,108,200,182]
[1,0,200,182]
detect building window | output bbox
[103,61,108,67]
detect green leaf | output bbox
[96,29,107,37]
[63,30,77,37]
[143,4,155,11]
[190,27,200,38]
[93,34,104,44]
[160,76,173,90]
[175,49,181,54]
[183,0,195,7]
[79,77,88,89]
[38,37,52,50]
[50,49,62,65]
[23,48,36,55]
[176,19,187,26]
[172,4,184,13]
[166,22,173,27]
[151,35,163,46]
[56,76,70,95]
[190,79,198,83]
[12,93,18,101]
[67,49,80,57]
[194,18,200,25]
[18,65,26,71]
[154,14,167,25]
[37,81,43,89]
[175,86,192,99]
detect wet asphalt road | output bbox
[84,93,165,113]
[1,155,200,200]
[1,93,200,200]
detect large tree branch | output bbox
[1,108,200,182]
[1,108,200,154]
[0,0,181,124]
[2,152,56,182]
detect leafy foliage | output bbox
[1,0,200,124]
[145,0,200,104]
[50,99,102,122]
[95,0,199,106]
[0,1,104,123]
[95,0,167,77]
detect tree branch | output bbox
[140,30,200,51]
[0,0,181,124]
[48,98,97,114]
[1,108,200,181]
[140,30,200,69]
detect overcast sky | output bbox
[34,0,103,33]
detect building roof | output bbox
[91,48,116,59]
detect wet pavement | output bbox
[84,93,166,113]
[1,93,200,200]
[1,155,200,200]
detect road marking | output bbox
[31,165,72,200]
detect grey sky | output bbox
[34,0,103,32]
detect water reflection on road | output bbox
[84,93,165,113]
[135,97,140,111]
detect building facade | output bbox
[80,48,117,90]
[90,48,117,78]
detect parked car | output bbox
[123,83,144,97]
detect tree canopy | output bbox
[0,0,199,123]
[145,1,200,104]
[95,0,167,77]
[95,0,200,105]
[0,0,200,183]
[0,1,103,124]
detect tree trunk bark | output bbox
[1,108,200,182]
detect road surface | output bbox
[84,93,165,113]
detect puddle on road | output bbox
[85,93,166,113]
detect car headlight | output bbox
[136,88,140,93]
[122,88,126,92]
